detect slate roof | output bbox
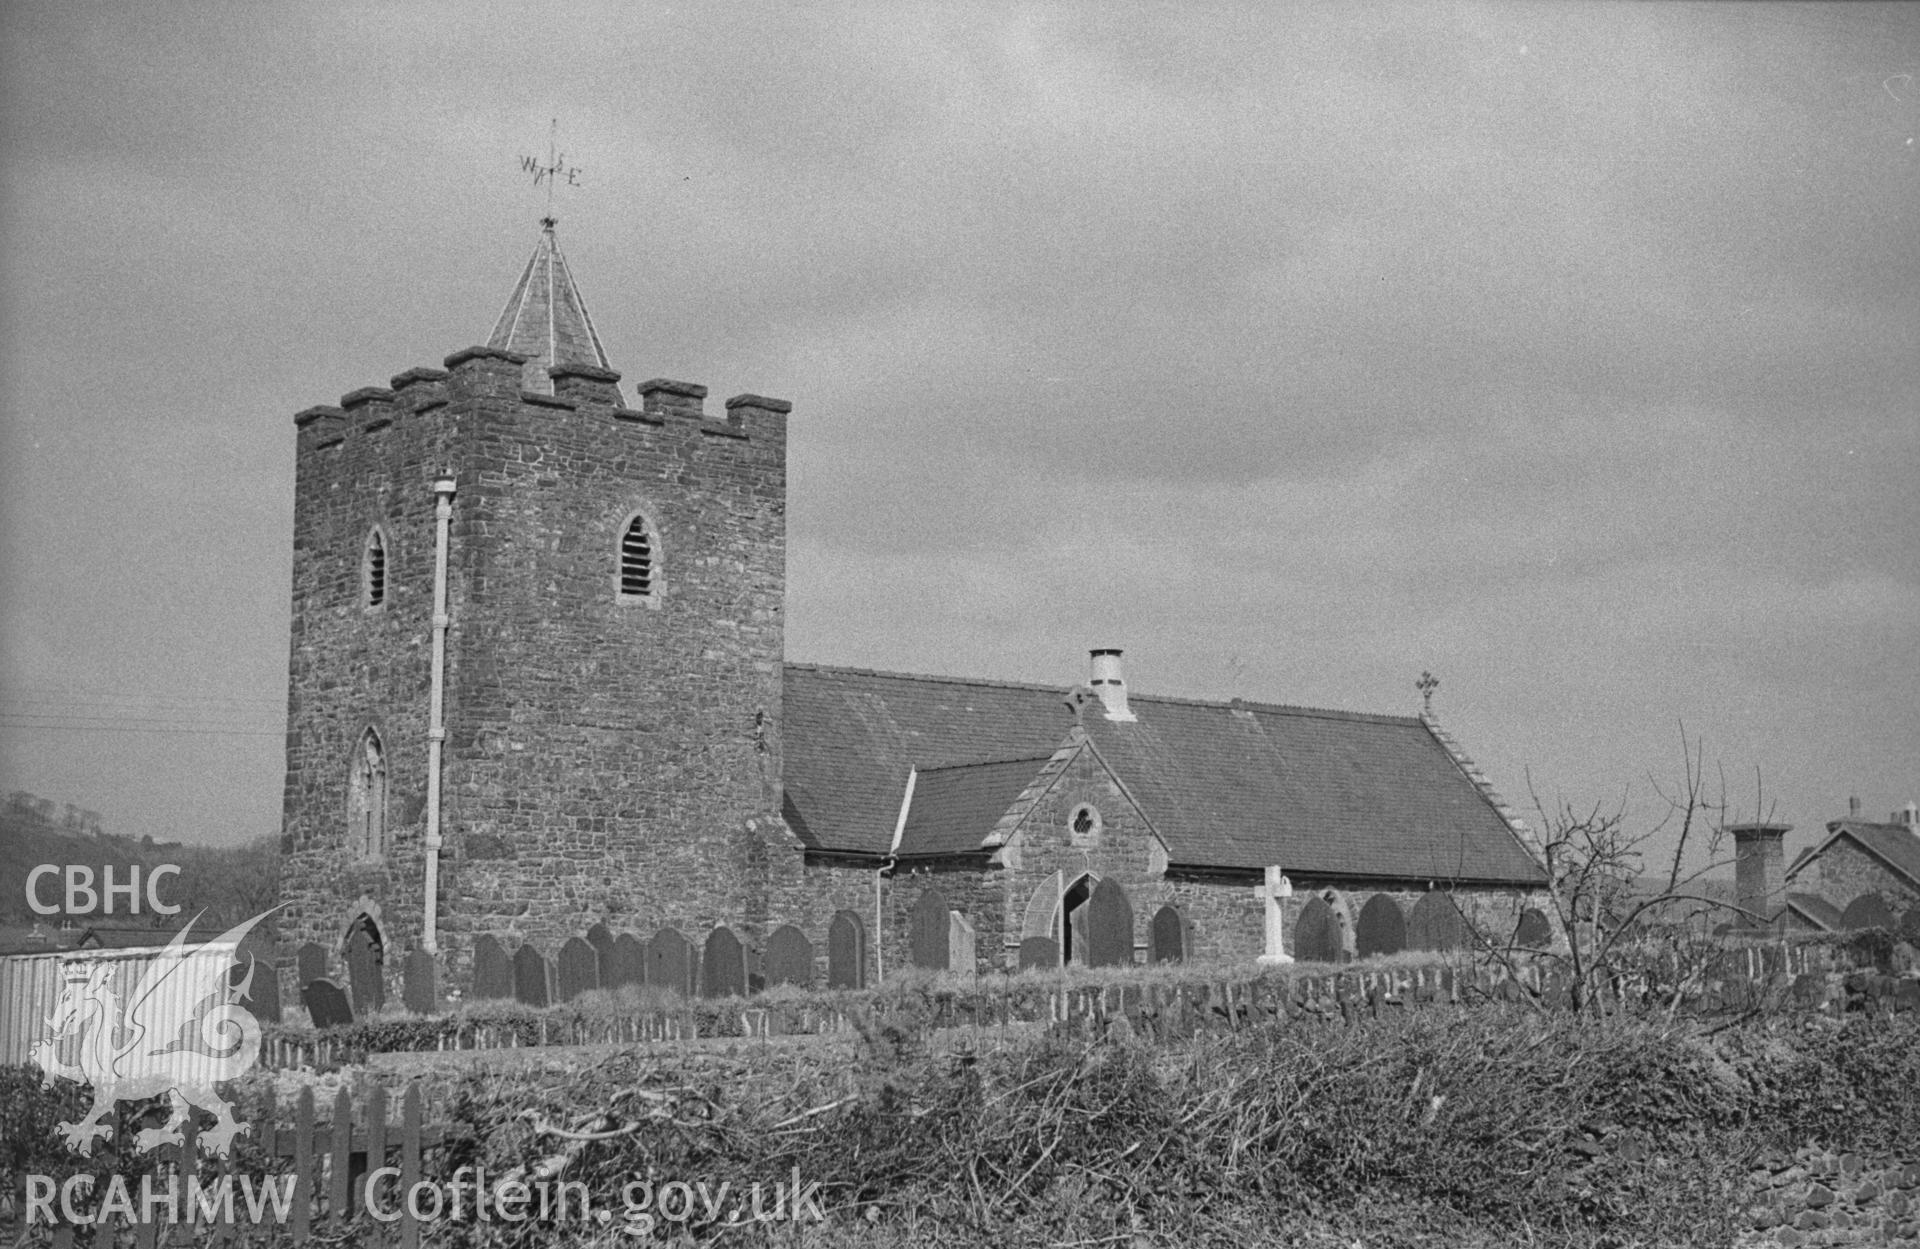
[896,757,1056,857]
[1786,893,1843,932]
[0,926,82,957]
[487,219,611,394]
[782,664,1544,884]
[0,925,174,956]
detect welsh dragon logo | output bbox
[28,908,277,1158]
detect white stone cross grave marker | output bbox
[1255,865,1294,965]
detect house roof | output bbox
[1786,892,1843,932]
[1785,819,1920,894]
[486,219,611,394]
[896,757,1056,857]
[781,664,1544,883]
[0,925,83,957]
[0,924,176,957]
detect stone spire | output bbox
[486,217,612,394]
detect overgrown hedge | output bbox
[12,1007,1911,1246]
[7,989,1912,1249]
[425,1009,1914,1247]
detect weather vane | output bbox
[1416,670,1440,714]
[519,119,581,224]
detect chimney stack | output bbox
[1087,649,1135,722]
[1896,802,1918,832]
[1729,822,1792,929]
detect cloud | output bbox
[2,1,1917,851]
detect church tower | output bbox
[277,219,796,988]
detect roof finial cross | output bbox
[1416,670,1440,715]
[519,118,581,227]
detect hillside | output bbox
[0,803,277,930]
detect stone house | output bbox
[1779,802,1920,933]
[275,221,1550,991]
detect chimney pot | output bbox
[1087,649,1135,722]
[1849,796,1861,818]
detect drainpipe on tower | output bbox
[422,478,456,954]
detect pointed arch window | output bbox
[363,527,388,609]
[618,513,658,602]
[348,728,388,860]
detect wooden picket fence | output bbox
[42,1085,440,1247]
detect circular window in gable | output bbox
[1069,803,1102,847]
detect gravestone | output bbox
[296,942,327,990]
[764,925,813,988]
[1355,895,1408,959]
[401,949,438,1015]
[1409,891,1469,952]
[1294,897,1339,963]
[557,937,600,1002]
[587,923,617,977]
[512,943,550,1008]
[1514,908,1552,948]
[1840,893,1897,932]
[701,926,747,998]
[606,933,645,990]
[344,923,385,1015]
[1084,879,1134,968]
[827,911,866,989]
[1019,935,1060,971]
[235,935,281,1023]
[909,888,950,971]
[1150,904,1187,963]
[472,934,512,1000]
[948,911,978,976]
[302,978,353,1030]
[647,927,696,996]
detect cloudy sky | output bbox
[2,3,1915,874]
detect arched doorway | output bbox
[343,912,385,1015]
[1061,873,1095,965]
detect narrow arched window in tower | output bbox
[348,728,388,859]
[618,514,655,599]
[363,528,388,608]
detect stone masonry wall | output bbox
[278,368,463,976]
[438,357,795,983]
[1738,1143,1920,1246]
[279,348,799,991]
[1168,876,1545,965]
[1799,836,1920,915]
[820,733,1553,975]
[990,743,1166,970]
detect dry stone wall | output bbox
[1738,1144,1920,1246]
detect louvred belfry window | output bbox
[364,528,387,607]
[619,516,654,598]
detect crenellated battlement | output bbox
[280,221,797,969]
[298,352,790,455]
